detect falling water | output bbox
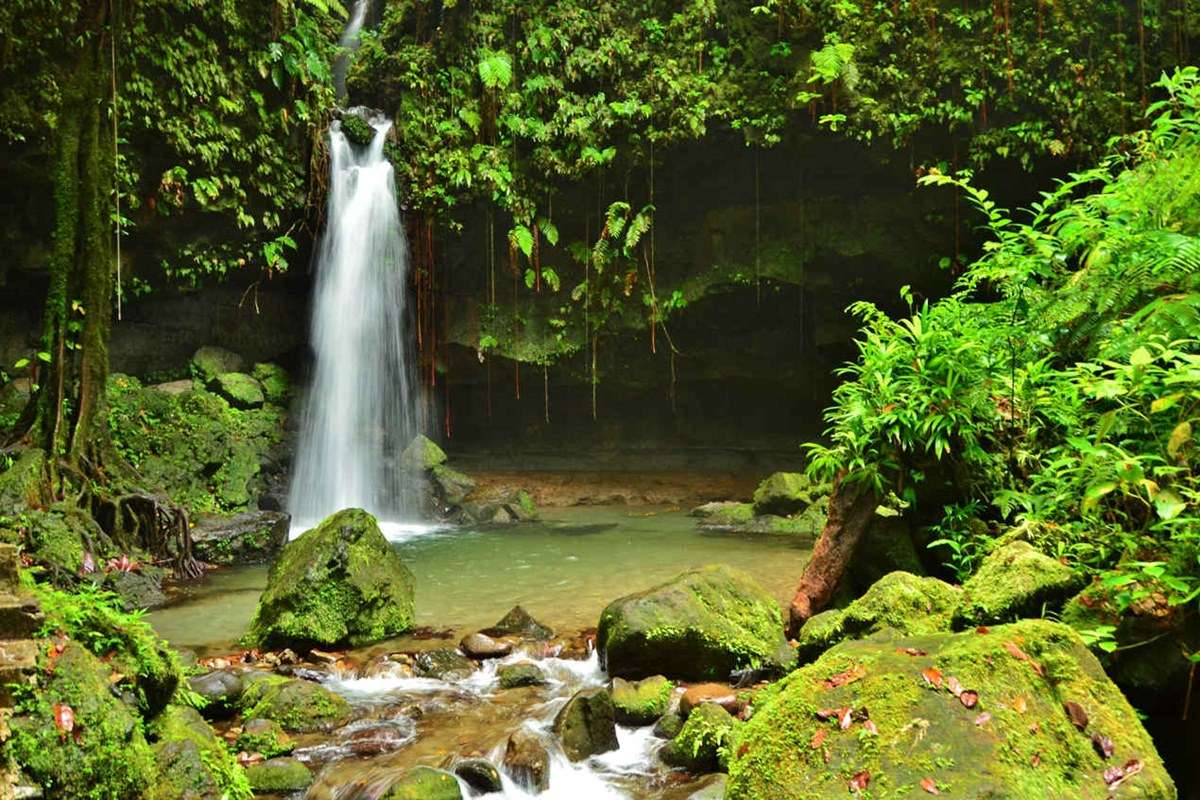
[332,0,370,100]
[288,111,420,531]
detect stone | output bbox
[503,728,550,792]
[431,464,477,506]
[251,362,291,404]
[461,488,539,525]
[414,648,477,681]
[235,717,294,757]
[191,345,245,382]
[453,758,503,794]
[849,513,924,593]
[690,501,755,524]
[151,705,251,800]
[0,448,47,513]
[652,712,685,739]
[187,670,243,714]
[688,774,728,799]
[679,682,741,717]
[660,703,739,773]
[553,687,619,761]
[212,371,265,408]
[191,510,290,565]
[245,508,415,648]
[381,766,463,800]
[238,674,351,733]
[954,541,1086,628]
[246,756,312,793]
[481,605,554,640]
[401,434,448,471]
[794,571,961,662]
[598,564,793,681]
[151,378,195,395]
[725,619,1176,800]
[459,632,512,659]
[497,662,546,689]
[106,569,167,610]
[611,675,674,725]
[752,472,825,516]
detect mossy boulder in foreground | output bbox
[244,508,415,648]
[151,704,252,800]
[237,673,351,733]
[726,619,1175,799]
[380,766,464,799]
[611,675,674,724]
[660,702,740,773]
[954,540,1086,628]
[598,564,793,681]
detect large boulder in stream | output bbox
[598,564,793,681]
[553,687,619,761]
[381,766,463,800]
[237,673,351,733]
[725,619,1176,800]
[244,507,415,648]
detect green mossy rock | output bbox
[5,643,160,800]
[726,619,1176,800]
[0,448,48,513]
[553,687,619,761]
[752,472,826,516]
[245,757,311,793]
[690,502,755,526]
[795,572,961,662]
[401,434,447,471]
[235,717,293,758]
[190,511,289,566]
[497,662,546,689]
[212,372,265,409]
[481,605,554,640]
[250,362,290,405]
[381,766,464,800]
[653,712,685,739]
[598,564,793,681]
[660,703,739,773]
[190,346,245,382]
[339,114,375,146]
[430,464,476,506]
[238,674,351,733]
[244,508,415,648]
[414,648,477,680]
[611,675,675,725]
[151,705,252,800]
[954,541,1086,628]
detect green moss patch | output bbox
[660,703,740,773]
[237,674,351,733]
[954,541,1086,628]
[611,675,675,725]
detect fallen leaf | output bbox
[1011,695,1028,714]
[737,742,750,758]
[921,666,943,689]
[1122,759,1143,778]
[1104,765,1126,786]
[946,676,964,697]
[816,708,838,721]
[1092,733,1115,759]
[974,712,992,726]
[810,728,828,749]
[838,707,854,730]
[920,776,941,795]
[959,690,979,709]
[1031,753,1041,767]
[848,771,871,792]
[1002,641,1045,676]
[898,647,928,657]
[976,626,991,634]
[822,663,867,690]
[1063,700,1089,731]
[52,703,74,737]
[863,720,878,736]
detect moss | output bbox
[0,448,48,513]
[210,372,264,409]
[611,675,675,725]
[598,564,794,681]
[244,757,311,793]
[339,114,374,146]
[189,346,244,382]
[381,766,463,799]
[726,619,1176,800]
[244,508,416,648]
[401,434,447,471]
[5,643,160,800]
[553,688,619,761]
[237,674,351,733]
[430,464,476,505]
[150,705,252,800]
[752,472,827,516]
[660,703,740,772]
[954,541,1086,628]
[234,718,293,758]
[497,662,546,688]
[693,502,756,525]
[250,362,290,405]
[795,572,961,662]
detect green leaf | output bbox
[1082,481,1118,511]
[1130,346,1153,366]
[509,224,534,258]
[1154,489,1187,520]
[1168,421,1192,457]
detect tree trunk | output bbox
[786,475,880,638]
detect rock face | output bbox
[611,675,674,725]
[795,571,961,662]
[191,510,289,565]
[954,541,1085,627]
[726,619,1176,800]
[553,687,620,761]
[598,564,793,681]
[503,728,550,792]
[660,703,740,772]
[238,673,351,733]
[245,508,415,648]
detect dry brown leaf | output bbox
[821,663,867,690]
[1063,700,1089,731]
[848,771,871,792]
[810,728,828,749]
[921,666,943,689]
[920,776,941,795]
[959,690,979,709]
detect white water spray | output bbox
[288,112,420,531]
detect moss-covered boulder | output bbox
[190,346,245,382]
[245,757,311,793]
[460,487,538,524]
[553,687,619,761]
[211,372,265,409]
[381,766,463,800]
[752,472,826,516]
[611,675,674,725]
[5,643,160,799]
[237,674,351,733]
[339,113,375,146]
[244,508,415,648]
[151,704,252,800]
[660,703,740,773]
[795,572,961,662]
[413,648,477,680]
[481,605,554,640]
[251,362,290,405]
[430,464,476,506]
[598,564,793,681]
[235,717,293,758]
[0,448,47,513]
[497,662,546,689]
[190,511,289,566]
[690,501,755,526]
[954,541,1086,628]
[726,619,1176,800]
[401,434,448,471]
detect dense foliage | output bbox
[807,68,1200,648]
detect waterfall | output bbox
[333,0,370,100]
[288,112,420,531]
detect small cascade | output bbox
[288,110,421,531]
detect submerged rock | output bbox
[151,705,251,800]
[481,605,554,640]
[503,728,550,793]
[459,632,511,659]
[795,571,961,662]
[238,673,351,733]
[244,508,415,648]
[452,758,503,794]
[414,648,477,680]
[598,564,793,681]
[611,675,674,725]
[726,619,1176,799]
[380,766,463,799]
[246,756,312,793]
[954,540,1085,627]
[554,687,620,761]
[191,509,289,565]
[660,703,740,773]
[497,662,546,689]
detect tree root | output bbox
[91,491,203,579]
